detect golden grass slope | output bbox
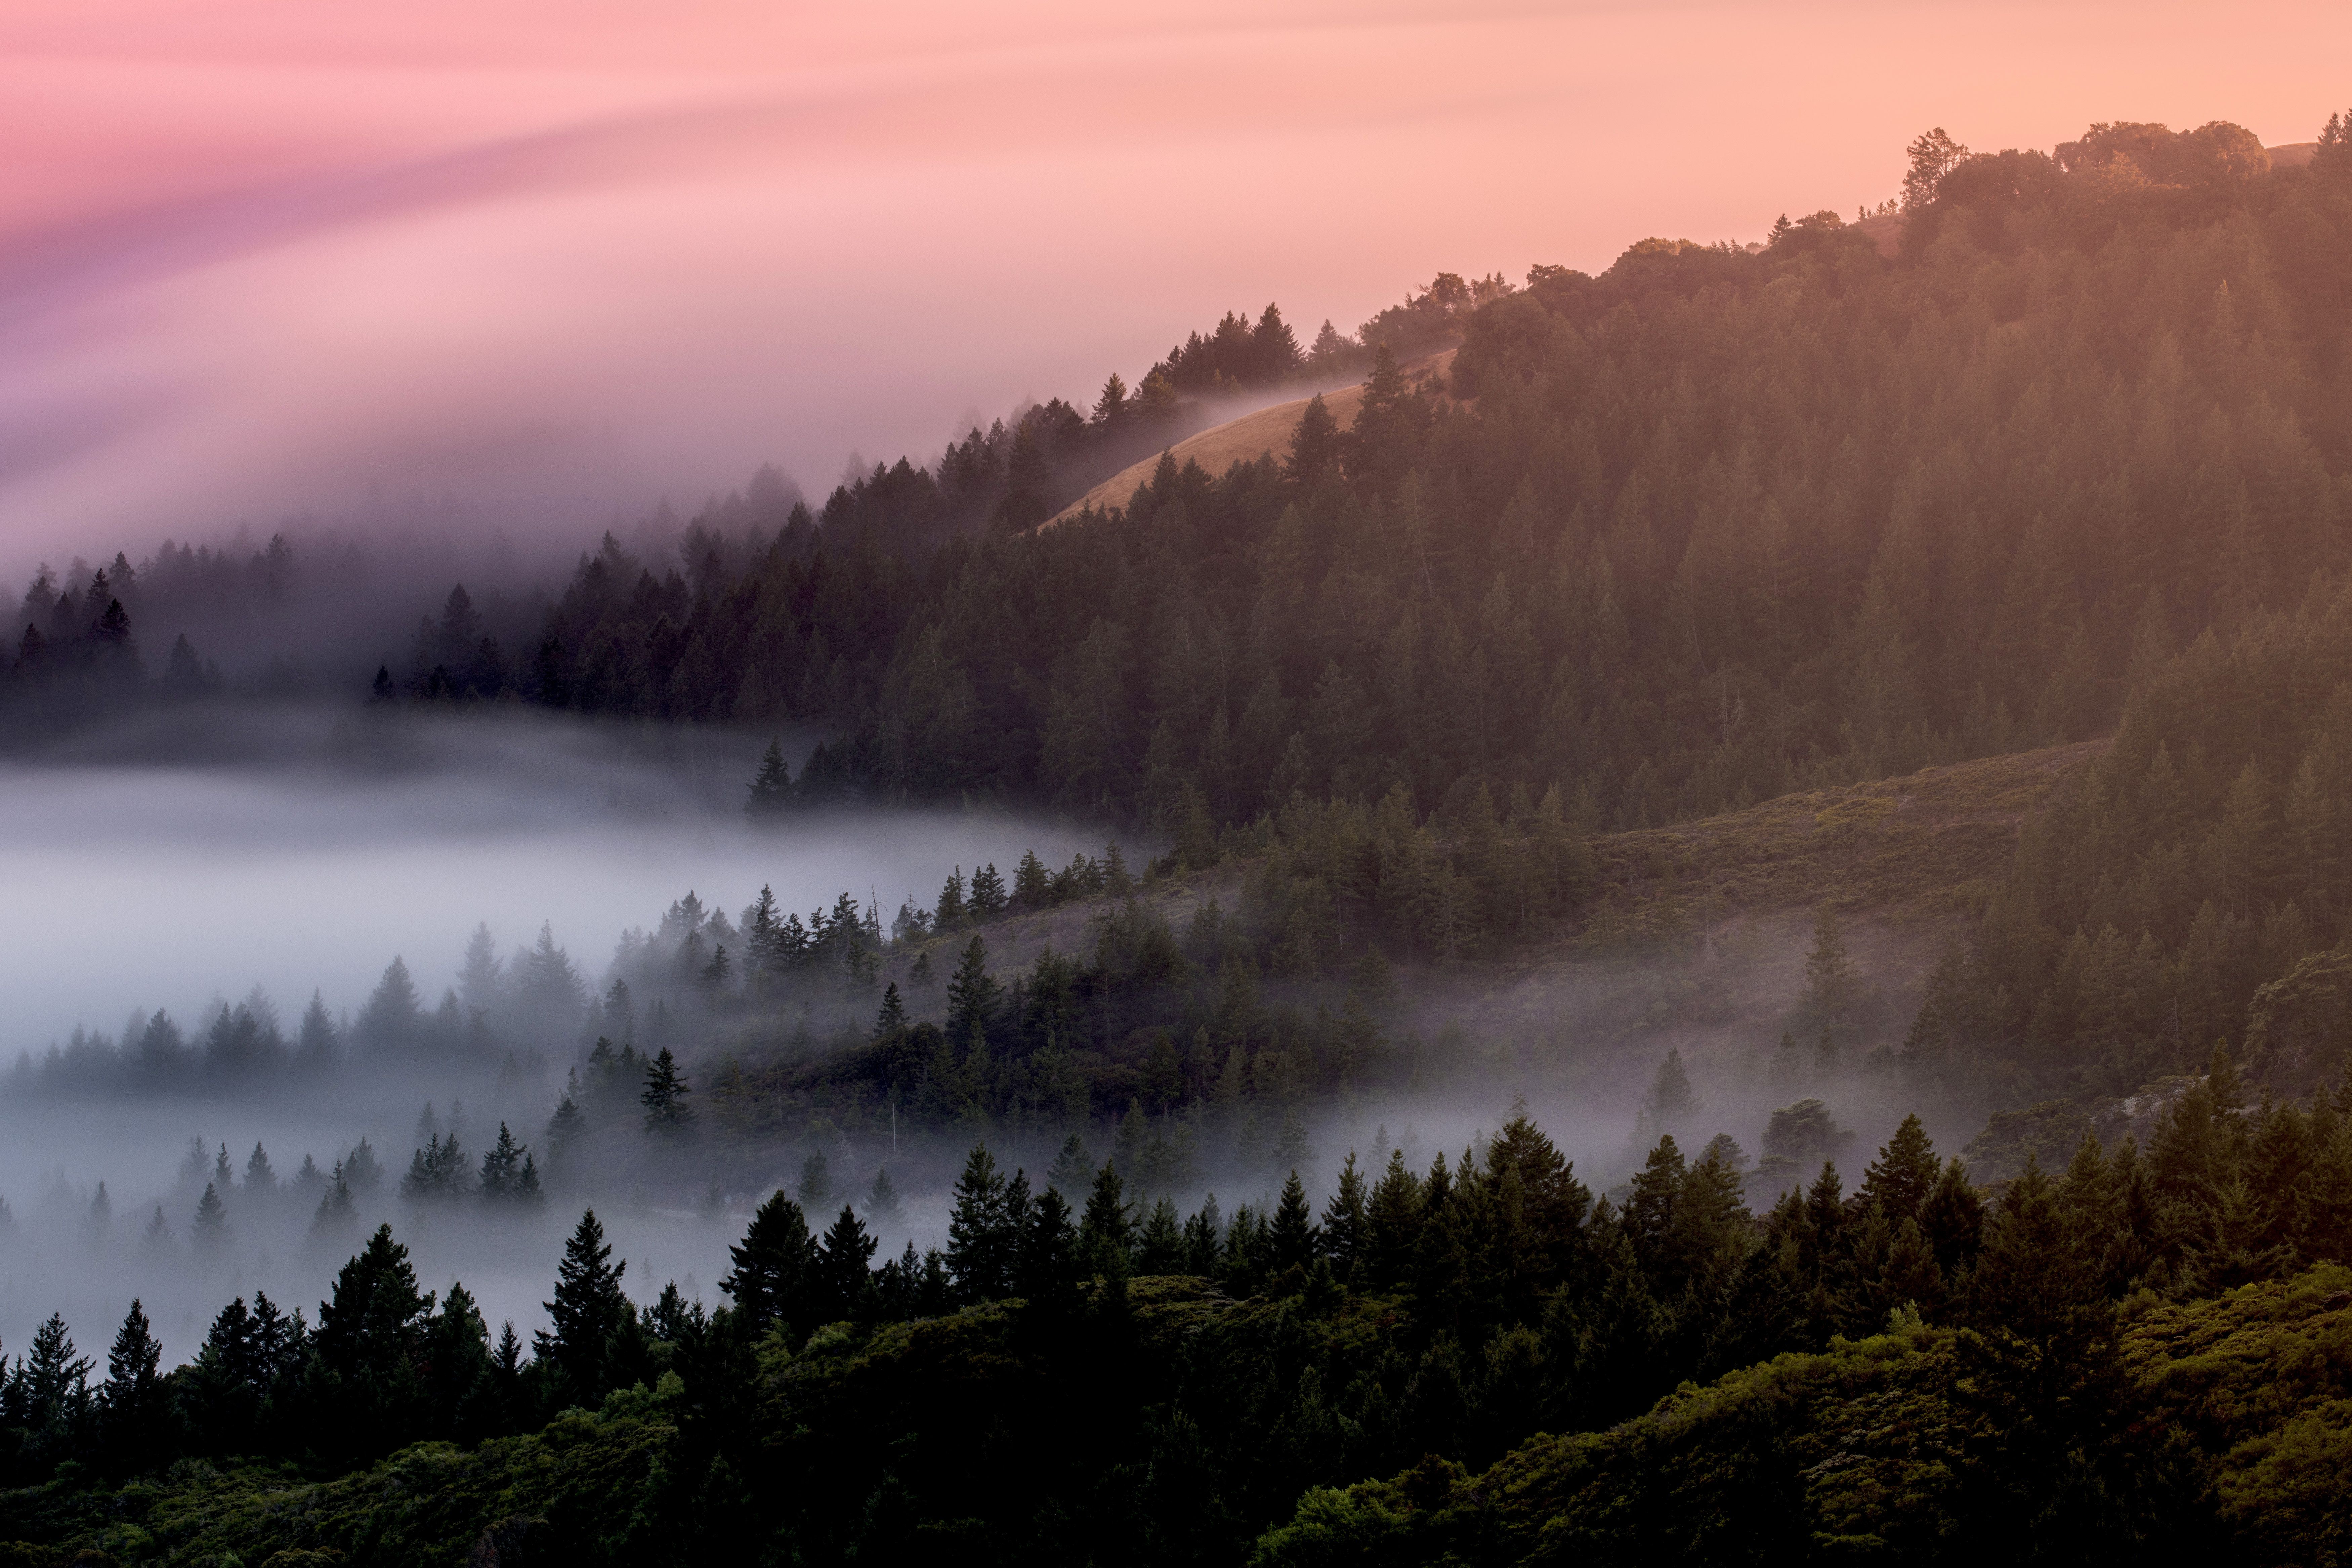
[1591,740,2103,932]
[1045,347,1459,526]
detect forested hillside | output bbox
[9,1085,2352,1564]
[384,116,2352,1112]
[465,119,2352,834]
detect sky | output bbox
[5,0,2351,567]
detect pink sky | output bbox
[4,0,2350,565]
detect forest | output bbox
[3,1084,2349,1563]
[6,112,2352,1562]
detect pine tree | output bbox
[1271,1107,1313,1174]
[935,866,968,927]
[817,1204,879,1322]
[722,1190,816,1334]
[515,1153,546,1209]
[546,1095,586,1164]
[316,1224,433,1389]
[1321,1152,1369,1278]
[1803,902,1860,1034]
[1137,1196,1185,1274]
[865,1167,907,1230]
[1365,1149,1424,1285]
[305,1163,358,1253]
[744,736,794,823]
[1080,1160,1133,1275]
[538,1209,629,1401]
[479,1123,531,1203]
[873,982,908,1039]
[1918,1157,1986,1279]
[191,1182,232,1255]
[799,1150,832,1209]
[946,937,1001,1045]
[1287,393,1340,486]
[345,1137,383,1196]
[1048,1132,1094,1196]
[99,1298,166,1469]
[360,956,421,1044]
[1013,849,1052,909]
[1181,1194,1224,1275]
[944,1145,1012,1302]
[1020,1186,1082,1313]
[970,863,1008,917]
[1269,1169,1320,1275]
[641,1047,694,1134]
[1642,1048,1699,1128]
[1859,1114,1940,1224]
[23,1313,92,1449]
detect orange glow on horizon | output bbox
[5,0,2350,560]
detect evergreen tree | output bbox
[1269,1169,1320,1276]
[1802,902,1859,1035]
[1859,1114,1940,1224]
[1321,1152,1369,1278]
[969,863,1008,917]
[873,982,908,1039]
[1287,392,1340,486]
[799,1149,833,1210]
[642,1046,694,1134]
[479,1123,534,1204]
[1048,1132,1094,1197]
[191,1182,232,1256]
[545,1094,587,1166]
[1181,1194,1224,1275]
[935,866,968,927]
[345,1138,383,1196]
[1137,1196,1185,1274]
[306,1163,358,1251]
[1643,1049,1699,1128]
[1013,849,1051,909]
[1365,1149,1424,1285]
[946,937,1001,1046]
[22,1312,92,1460]
[1019,1186,1082,1315]
[744,737,794,823]
[722,1190,817,1335]
[865,1167,907,1230]
[98,1298,166,1472]
[944,1145,1012,1302]
[538,1209,629,1401]
[1080,1160,1134,1275]
[314,1223,435,1450]
[816,1204,879,1322]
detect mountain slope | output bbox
[1045,347,1460,524]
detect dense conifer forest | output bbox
[5,1085,2352,1562]
[9,113,2352,1563]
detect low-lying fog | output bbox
[0,704,1104,1359]
[0,703,1945,1376]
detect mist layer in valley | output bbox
[0,703,1114,1358]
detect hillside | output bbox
[1255,1263,2352,1565]
[804,740,2102,1152]
[1591,741,2101,928]
[1046,347,1460,524]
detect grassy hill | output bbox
[1045,348,1459,524]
